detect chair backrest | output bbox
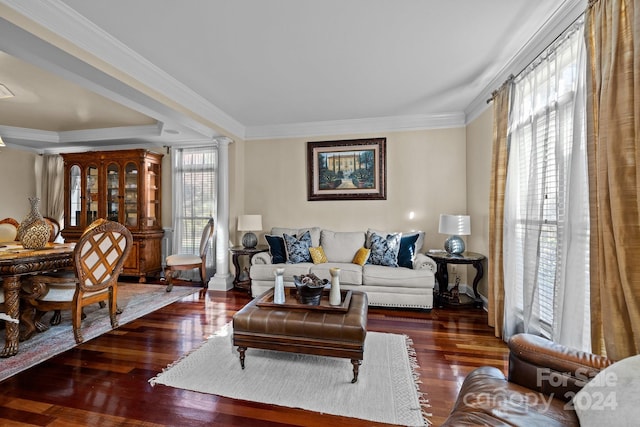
[43,216,61,242]
[74,218,133,292]
[199,218,215,258]
[0,218,19,241]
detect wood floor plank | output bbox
[0,280,508,426]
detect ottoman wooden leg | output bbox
[351,359,362,383]
[238,346,246,369]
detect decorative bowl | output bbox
[293,274,328,305]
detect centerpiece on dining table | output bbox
[292,273,328,305]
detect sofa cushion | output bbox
[265,234,287,264]
[320,230,365,263]
[362,264,432,288]
[284,231,312,263]
[309,246,327,264]
[397,233,420,269]
[352,247,371,266]
[272,227,321,247]
[250,263,313,282]
[368,232,401,267]
[310,262,363,285]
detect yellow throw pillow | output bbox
[352,247,371,266]
[309,246,328,264]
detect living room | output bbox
[1,1,638,426]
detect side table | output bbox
[229,245,268,293]
[426,251,486,308]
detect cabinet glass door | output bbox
[86,166,99,225]
[124,162,138,227]
[69,165,81,227]
[106,163,120,222]
[146,161,160,227]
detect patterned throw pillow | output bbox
[284,231,312,263]
[352,247,371,266]
[309,246,328,264]
[265,234,287,264]
[368,232,401,267]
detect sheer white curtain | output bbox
[171,146,217,281]
[35,155,64,224]
[503,17,591,351]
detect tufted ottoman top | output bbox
[233,291,367,344]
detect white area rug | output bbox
[150,324,430,426]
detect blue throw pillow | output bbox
[265,234,287,264]
[397,233,420,269]
[284,231,312,263]
[368,232,401,267]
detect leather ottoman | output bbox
[232,290,368,383]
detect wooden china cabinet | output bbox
[61,149,164,282]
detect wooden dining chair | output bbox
[164,217,215,292]
[43,216,61,242]
[0,218,19,326]
[0,218,19,242]
[21,218,133,343]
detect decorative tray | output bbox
[256,288,352,312]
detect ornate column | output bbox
[210,137,234,290]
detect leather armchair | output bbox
[441,333,613,427]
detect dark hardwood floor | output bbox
[0,280,508,426]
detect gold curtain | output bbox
[586,0,640,359]
[487,81,511,338]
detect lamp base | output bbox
[242,232,258,248]
[444,235,465,255]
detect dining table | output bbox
[0,242,74,357]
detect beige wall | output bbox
[2,119,495,296]
[466,107,493,298]
[241,128,467,250]
[0,146,38,220]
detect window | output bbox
[172,146,217,280]
[503,17,590,349]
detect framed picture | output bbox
[307,138,386,201]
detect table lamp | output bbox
[438,214,470,255]
[238,214,262,248]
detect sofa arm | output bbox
[508,333,613,401]
[413,253,437,272]
[251,252,272,265]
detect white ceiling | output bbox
[0,0,585,153]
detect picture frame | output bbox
[307,138,386,201]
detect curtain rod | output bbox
[486,12,585,104]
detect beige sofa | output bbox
[250,227,437,310]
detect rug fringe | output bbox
[149,322,232,387]
[404,334,432,426]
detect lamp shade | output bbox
[238,214,262,231]
[439,214,470,255]
[438,214,470,236]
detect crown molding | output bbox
[1,123,162,143]
[0,0,245,139]
[465,0,586,123]
[245,113,466,140]
[0,124,58,142]
[57,123,162,143]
